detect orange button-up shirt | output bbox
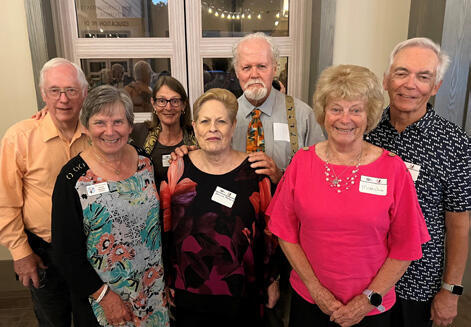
[0,114,88,260]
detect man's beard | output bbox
[243,79,268,101]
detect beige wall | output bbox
[333,0,411,83]
[0,1,37,260]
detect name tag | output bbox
[162,154,171,168]
[359,176,387,196]
[404,161,421,182]
[87,182,109,196]
[273,123,290,142]
[211,186,237,208]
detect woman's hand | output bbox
[309,285,343,316]
[99,289,134,326]
[330,294,371,327]
[164,287,175,307]
[31,106,48,120]
[266,280,280,309]
[170,145,198,162]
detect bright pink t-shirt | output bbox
[267,145,430,315]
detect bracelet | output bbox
[96,284,109,303]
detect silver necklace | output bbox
[324,147,362,193]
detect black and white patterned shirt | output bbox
[366,104,471,301]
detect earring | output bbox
[87,137,92,146]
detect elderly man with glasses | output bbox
[0,58,99,326]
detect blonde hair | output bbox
[193,88,238,123]
[313,65,384,134]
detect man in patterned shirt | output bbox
[366,37,470,327]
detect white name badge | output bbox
[359,176,387,196]
[404,161,421,182]
[162,154,171,168]
[211,186,237,208]
[273,123,290,142]
[87,182,109,196]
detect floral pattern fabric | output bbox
[160,155,277,300]
[75,155,169,327]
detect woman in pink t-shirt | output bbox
[267,65,430,327]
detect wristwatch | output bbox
[363,289,385,312]
[442,282,464,295]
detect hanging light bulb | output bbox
[232,14,236,19]
[276,12,280,18]
[241,13,245,19]
[227,13,231,19]
[208,8,212,14]
[274,20,279,26]
[236,14,240,19]
[248,14,252,19]
[215,11,219,16]
[221,13,225,18]
[257,13,262,19]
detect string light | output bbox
[257,13,261,19]
[274,20,279,26]
[248,14,251,19]
[221,13,225,18]
[236,14,240,19]
[208,8,212,13]
[276,12,280,18]
[215,11,219,16]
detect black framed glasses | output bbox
[45,87,80,99]
[154,97,183,108]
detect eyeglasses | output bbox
[45,87,80,99]
[154,97,183,108]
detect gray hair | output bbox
[39,57,88,93]
[80,85,134,128]
[133,60,152,83]
[232,32,280,69]
[387,37,450,83]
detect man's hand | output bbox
[330,294,371,327]
[248,152,283,183]
[13,253,47,288]
[431,289,459,326]
[266,280,280,309]
[170,145,198,162]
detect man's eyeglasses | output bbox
[154,97,183,108]
[45,88,81,99]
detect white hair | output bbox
[232,32,280,69]
[386,37,450,83]
[39,58,89,93]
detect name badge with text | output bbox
[162,154,171,168]
[273,123,290,142]
[404,161,421,182]
[211,186,237,208]
[87,182,110,196]
[359,176,387,196]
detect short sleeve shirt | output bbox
[266,146,429,314]
[366,104,471,301]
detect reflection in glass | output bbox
[81,58,171,113]
[75,0,169,38]
[201,0,289,37]
[203,57,288,97]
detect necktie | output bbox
[246,108,265,152]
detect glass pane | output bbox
[81,58,171,113]
[75,0,169,38]
[203,56,288,97]
[201,0,289,37]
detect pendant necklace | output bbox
[93,148,122,176]
[324,146,362,193]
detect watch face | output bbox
[370,293,383,306]
[452,285,464,295]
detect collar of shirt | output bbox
[39,113,87,144]
[379,103,437,132]
[241,88,277,119]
